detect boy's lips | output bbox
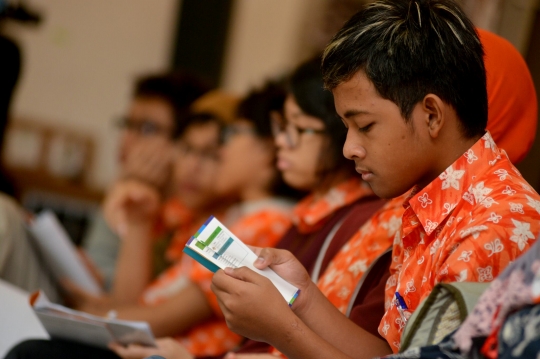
[356,167,374,181]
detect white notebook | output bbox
[27,210,102,295]
[31,291,156,349]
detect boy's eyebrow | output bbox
[343,109,371,118]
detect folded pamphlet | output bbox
[184,216,300,306]
[30,291,155,349]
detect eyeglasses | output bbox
[115,117,172,138]
[271,116,326,148]
[220,125,257,144]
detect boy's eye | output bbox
[358,123,373,133]
[340,118,349,129]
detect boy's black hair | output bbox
[133,72,210,138]
[290,56,356,178]
[321,0,487,138]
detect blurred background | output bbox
[0,0,539,243]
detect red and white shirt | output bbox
[380,132,540,352]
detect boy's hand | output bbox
[211,267,296,343]
[109,337,193,359]
[103,179,161,236]
[250,247,314,314]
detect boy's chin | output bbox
[370,182,409,200]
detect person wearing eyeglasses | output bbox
[82,72,209,289]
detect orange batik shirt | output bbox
[142,199,294,357]
[380,132,540,353]
[317,194,406,313]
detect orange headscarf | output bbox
[479,28,538,164]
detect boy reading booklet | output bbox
[209,1,540,358]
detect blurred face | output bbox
[275,95,327,191]
[173,122,221,209]
[215,120,274,197]
[118,97,175,164]
[334,70,434,199]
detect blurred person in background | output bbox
[83,72,210,289]
[0,35,20,196]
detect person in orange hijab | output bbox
[478,28,538,164]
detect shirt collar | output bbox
[408,131,507,235]
[293,177,374,234]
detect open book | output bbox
[183,216,300,306]
[27,210,102,295]
[30,291,156,349]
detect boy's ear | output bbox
[422,94,445,139]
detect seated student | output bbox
[206,1,540,358]
[5,84,299,359]
[311,25,539,349]
[104,25,540,359]
[84,71,210,288]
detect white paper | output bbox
[0,280,49,358]
[27,210,102,295]
[185,216,300,306]
[31,291,155,348]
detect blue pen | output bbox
[395,292,409,325]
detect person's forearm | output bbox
[291,283,392,359]
[111,224,154,305]
[267,309,354,359]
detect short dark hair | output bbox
[133,72,210,138]
[290,56,356,177]
[237,80,287,138]
[321,0,487,138]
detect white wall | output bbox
[497,0,540,53]
[221,0,318,94]
[4,0,179,190]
